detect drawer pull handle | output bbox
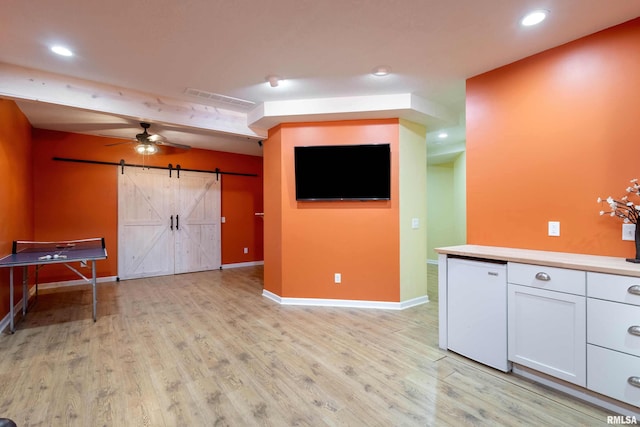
[628,377,640,388]
[628,326,640,336]
[535,272,551,281]
[628,285,640,296]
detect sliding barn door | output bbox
[175,171,221,274]
[118,167,221,280]
[118,167,174,279]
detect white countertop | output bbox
[435,245,640,278]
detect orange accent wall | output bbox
[0,100,33,315]
[30,128,263,282]
[264,119,401,301]
[467,18,640,257]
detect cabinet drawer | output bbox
[588,344,640,408]
[587,299,640,357]
[587,272,640,306]
[508,263,585,295]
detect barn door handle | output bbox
[170,215,174,230]
[176,214,179,230]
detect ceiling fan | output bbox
[107,122,191,154]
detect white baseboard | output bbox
[262,290,428,310]
[222,261,264,269]
[0,298,26,333]
[38,275,118,290]
[512,364,640,418]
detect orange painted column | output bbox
[263,119,401,302]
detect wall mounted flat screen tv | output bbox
[294,143,391,201]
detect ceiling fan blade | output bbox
[155,140,191,150]
[104,140,133,147]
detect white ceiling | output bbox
[0,1,638,158]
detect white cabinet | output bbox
[587,272,640,407]
[507,263,586,386]
[438,246,640,414]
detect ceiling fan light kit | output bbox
[136,143,158,154]
[111,122,192,155]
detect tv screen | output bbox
[294,143,391,201]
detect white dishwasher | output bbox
[447,257,510,372]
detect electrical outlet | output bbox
[334,273,341,284]
[221,217,226,223]
[243,247,248,254]
[623,223,636,241]
[548,221,560,237]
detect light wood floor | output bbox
[0,266,614,426]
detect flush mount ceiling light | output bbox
[521,10,549,27]
[50,45,73,56]
[266,75,282,87]
[438,132,448,139]
[372,65,391,77]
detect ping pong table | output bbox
[0,238,108,333]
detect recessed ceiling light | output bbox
[521,10,549,27]
[51,45,73,57]
[265,75,282,87]
[372,66,391,77]
[438,132,448,139]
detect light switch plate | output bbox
[411,218,419,229]
[548,221,560,237]
[623,223,635,241]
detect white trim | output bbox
[222,260,264,269]
[262,290,428,310]
[399,295,429,309]
[512,364,640,418]
[0,298,25,333]
[427,259,439,265]
[38,275,118,290]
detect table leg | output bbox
[9,267,14,333]
[92,260,97,322]
[22,266,27,315]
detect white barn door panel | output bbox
[175,171,221,274]
[118,167,221,280]
[118,168,174,279]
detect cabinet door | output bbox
[118,167,175,279]
[508,284,586,386]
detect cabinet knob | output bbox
[628,326,640,337]
[628,377,640,388]
[535,272,551,281]
[628,285,640,296]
